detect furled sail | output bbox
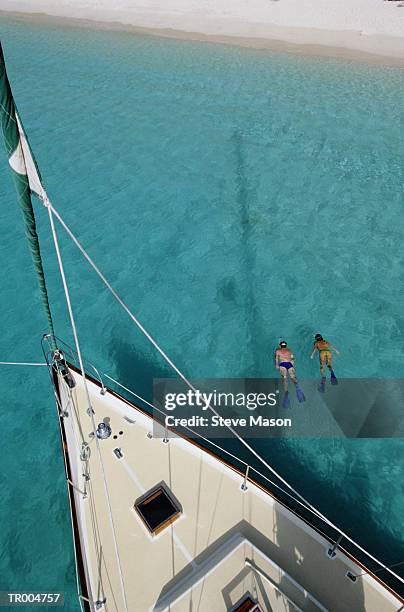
[0,43,56,348]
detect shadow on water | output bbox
[108,331,173,409]
[231,131,266,374]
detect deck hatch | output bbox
[232,595,262,612]
[134,482,182,535]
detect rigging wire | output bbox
[46,202,129,612]
[46,201,404,586]
[0,361,47,366]
[44,339,117,610]
[52,347,117,611]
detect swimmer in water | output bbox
[310,333,340,389]
[275,340,305,405]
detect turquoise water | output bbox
[0,15,404,608]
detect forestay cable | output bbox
[46,202,129,612]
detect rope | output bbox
[46,202,129,612]
[47,203,404,586]
[44,339,116,610]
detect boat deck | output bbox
[58,370,402,612]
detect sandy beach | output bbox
[1,0,404,65]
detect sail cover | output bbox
[0,43,56,347]
[0,45,47,200]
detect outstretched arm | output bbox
[330,344,340,355]
[310,346,316,359]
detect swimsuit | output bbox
[320,350,332,365]
[279,361,293,369]
[315,342,332,365]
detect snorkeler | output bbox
[310,333,340,391]
[275,340,305,407]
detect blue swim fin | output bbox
[282,391,291,408]
[318,377,326,393]
[295,385,306,403]
[330,369,338,385]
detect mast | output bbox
[0,43,56,350]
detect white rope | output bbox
[48,204,404,587]
[0,361,47,366]
[46,202,129,612]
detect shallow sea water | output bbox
[0,15,404,609]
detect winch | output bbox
[96,422,112,440]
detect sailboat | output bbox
[1,43,403,612]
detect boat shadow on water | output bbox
[108,332,173,410]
